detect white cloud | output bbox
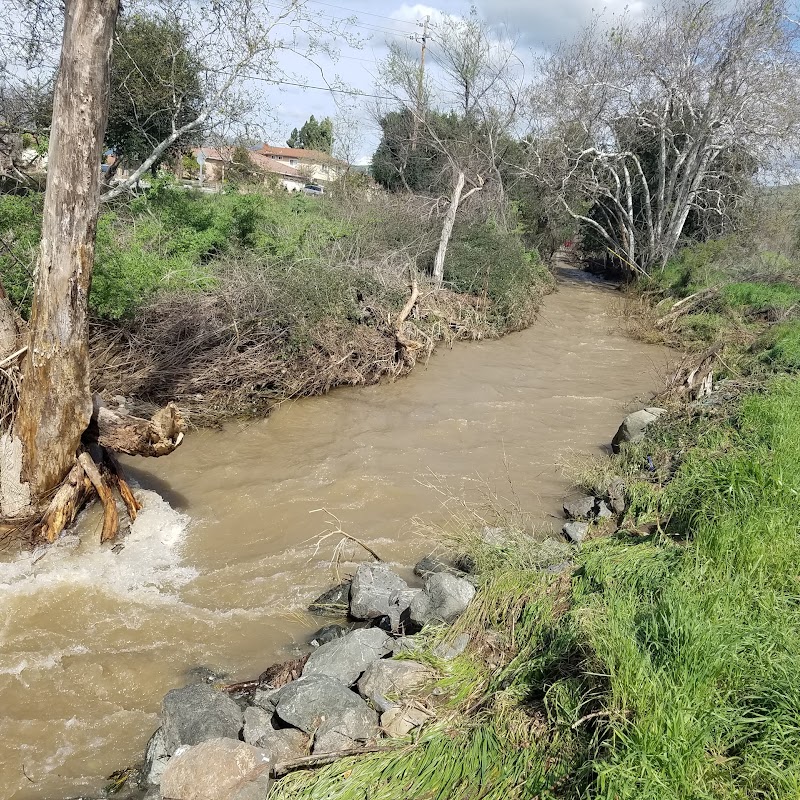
[475,0,649,47]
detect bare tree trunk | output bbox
[432,171,465,287]
[9,0,119,509]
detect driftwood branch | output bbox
[103,451,142,521]
[272,745,404,778]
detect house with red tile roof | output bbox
[191,147,307,192]
[254,144,346,184]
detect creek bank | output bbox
[130,557,480,800]
[113,401,668,800]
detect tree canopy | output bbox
[286,115,333,153]
[106,13,204,167]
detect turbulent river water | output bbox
[0,267,669,799]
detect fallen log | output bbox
[86,395,185,457]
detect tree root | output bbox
[24,399,185,545]
[39,460,93,543]
[78,451,119,543]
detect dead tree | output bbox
[531,0,800,274]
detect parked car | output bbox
[302,183,324,196]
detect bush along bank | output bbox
[0,184,553,426]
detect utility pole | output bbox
[411,15,430,151]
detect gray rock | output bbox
[480,526,509,545]
[160,738,271,800]
[391,636,420,655]
[357,659,433,713]
[608,478,626,514]
[381,705,432,738]
[161,683,243,755]
[611,407,667,453]
[308,624,349,648]
[229,772,273,800]
[413,555,466,579]
[546,560,574,574]
[432,633,471,660]
[562,521,589,544]
[142,727,170,786]
[388,588,420,632]
[410,573,476,627]
[244,718,308,762]
[596,500,613,519]
[313,704,380,753]
[252,686,280,714]
[273,675,376,734]
[242,706,277,746]
[563,494,596,520]
[349,564,409,620]
[308,582,351,617]
[303,627,393,685]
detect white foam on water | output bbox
[0,490,196,604]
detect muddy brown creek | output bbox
[0,267,669,799]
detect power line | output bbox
[313,12,418,40]
[221,70,395,100]
[304,0,419,29]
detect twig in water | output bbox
[308,508,385,562]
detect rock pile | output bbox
[140,559,477,800]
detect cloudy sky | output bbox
[261,0,652,162]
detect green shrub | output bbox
[0,193,42,310]
[444,225,548,330]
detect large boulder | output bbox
[413,555,466,579]
[243,708,307,761]
[242,706,276,746]
[273,675,376,734]
[308,581,351,617]
[160,739,271,800]
[611,407,667,453]
[357,659,433,714]
[313,704,380,753]
[303,627,393,686]
[349,564,409,620]
[142,728,170,786]
[161,683,243,755]
[563,494,597,520]
[410,573,476,627]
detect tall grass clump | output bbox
[574,377,800,798]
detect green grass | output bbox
[721,281,800,313]
[758,320,800,371]
[570,377,800,799]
